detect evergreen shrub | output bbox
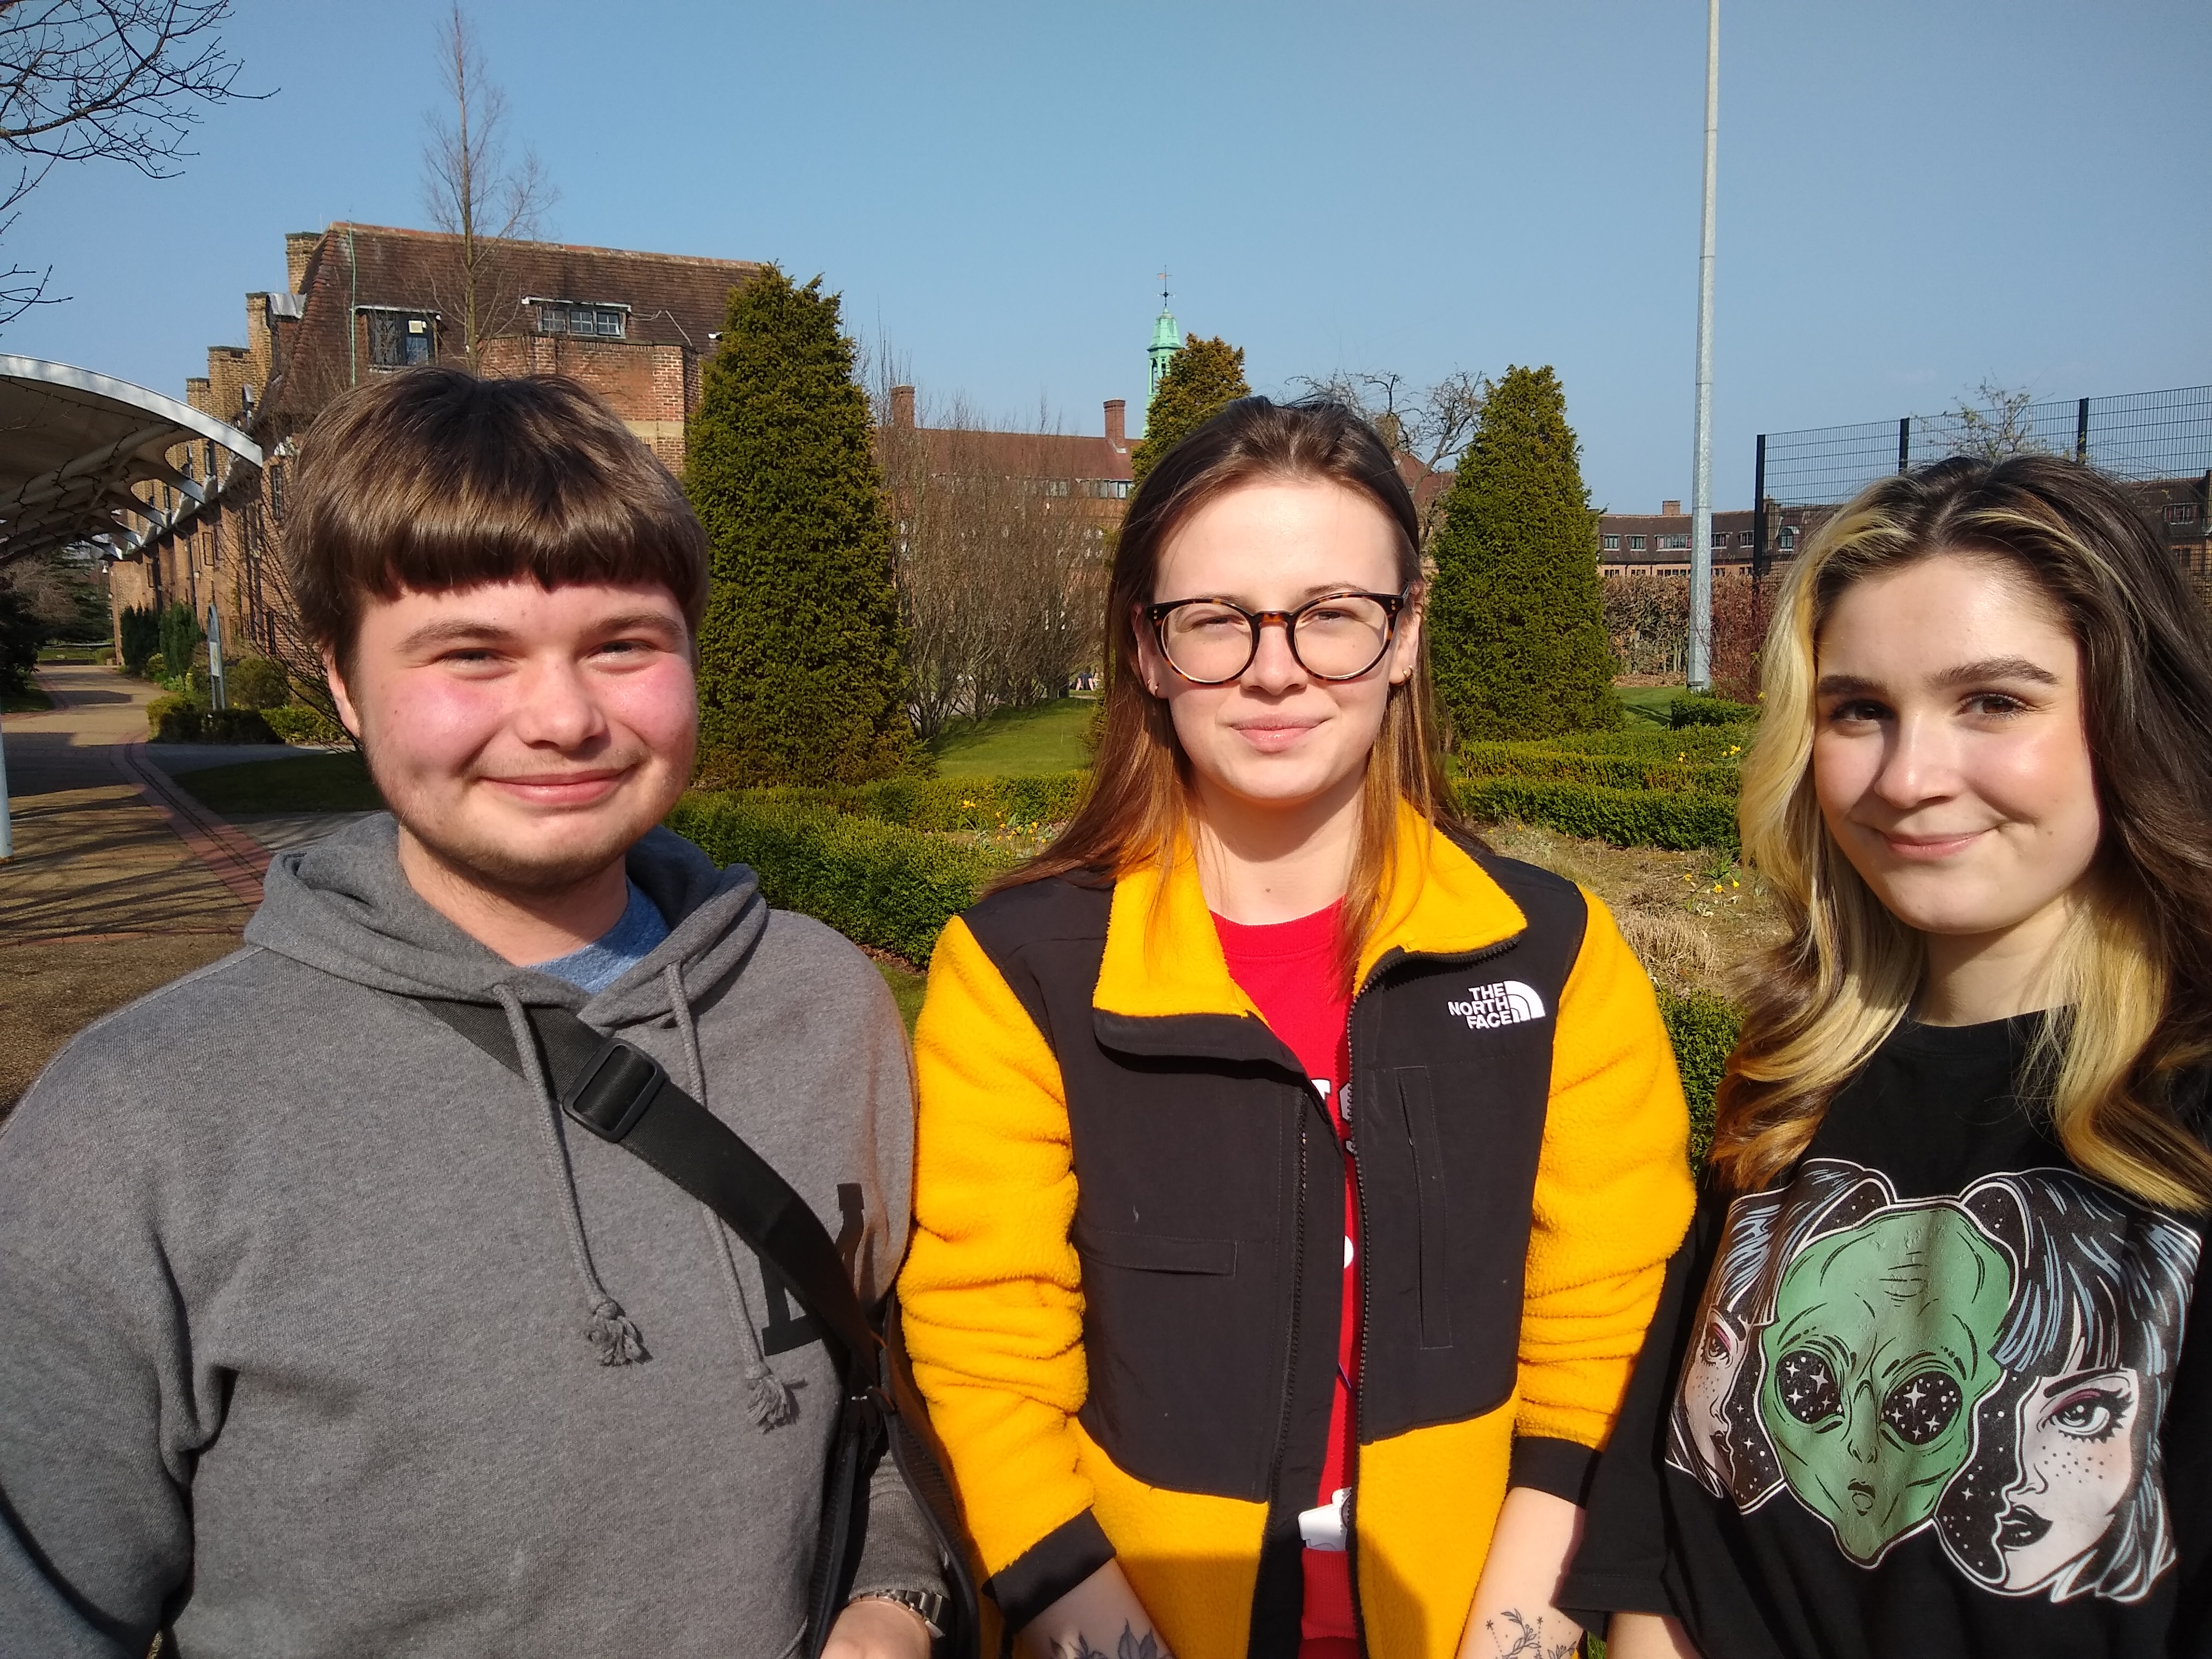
[749,771,1091,834]
[1458,776,1739,853]
[157,603,201,686]
[1658,987,1742,1167]
[1427,366,1617,739]
[119,606,160,675]
[150,702,279,744]
[1130,335,1252,487]
[263,704,349,745]
[1670,692,1758,729]
[689,266,919,787]
[227,656,292,709]
[667,792,1008,966]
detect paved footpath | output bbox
[0,663,347,1115]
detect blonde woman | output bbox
[1566,455,2212,1659]
[897,398,1694,1659]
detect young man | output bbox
[0,369,942,1657]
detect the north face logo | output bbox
[1446,980,1547,1030]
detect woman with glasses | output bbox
[898,397,1694,1659]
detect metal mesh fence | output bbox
[1757,385,2212,509]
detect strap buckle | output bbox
[560,1038,666,1143]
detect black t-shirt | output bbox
[1563,1017,2212,1658]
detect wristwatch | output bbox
[853,1587,948,1646]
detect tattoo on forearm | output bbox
[1053,1624,1169,1659]
[1485,1608,1579,1659]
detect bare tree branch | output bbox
[420,3,555,369]
[0,0,253,329]
[1292,367,1489,546]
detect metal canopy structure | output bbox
[0,355,261,569]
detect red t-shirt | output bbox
[1212,903,1361,1658]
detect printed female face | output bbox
[1812,554,2101,958]
[1760,1205,2013,1563]
[1137,478,1420,824]
[1682,1305,1750,1474]
[1997,1365,2145,1591]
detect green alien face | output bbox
[1760,1204,2013,1563]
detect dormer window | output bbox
[534,300,628,340]
[360,308,437,368]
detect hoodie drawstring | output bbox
[495,985,647,1366]
[666,962,799,1431]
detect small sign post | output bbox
[207,601,226,712]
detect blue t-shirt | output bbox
[528,881,669,994]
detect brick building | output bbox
[879,384,1136,545]
[1596,500,1817,579]
[107,221,757,655]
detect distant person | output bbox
[0,368,952,1657]
[896,397,1695,1657]
[1566,455,2212,1659]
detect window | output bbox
[1602,534,1620,550]
[1628,535,1646,551]
[2166,502,2198,524]
[367,312,435,368]
[1660,533,1689,551]
[1044,478,1070,497]
[1778,526,1797,551]
[268,461,286,524]
[537,302,627,340]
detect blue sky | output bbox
[12,0,2208,511]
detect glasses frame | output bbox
[1144,589,1410,687]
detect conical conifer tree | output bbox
[688,267,919,785]
[1130,334,1250,485]
[1426,365,1617,740]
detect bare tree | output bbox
[0,0,252,328]
[1944,378,2046,460]
[1291,368,1488,545]
[420,4,554,369]
[873,373,1105,740]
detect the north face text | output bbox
[1447,980,1547,1030]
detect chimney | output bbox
[1104,398,1127,447]
[1662,499,1683,517]
[285,230,322,296]
[890,384,916,429]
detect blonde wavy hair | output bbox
[1712,454,2212,1213]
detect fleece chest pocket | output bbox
[1358,1060,1550,1438]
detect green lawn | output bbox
[874,959,927,1032]
[928,697,1096,777]
[174,752,384,814]
[37,644,111,664]
[1616,685,1681,728]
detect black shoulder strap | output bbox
[412,997,880,1383]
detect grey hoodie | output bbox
[0,816,941,1657]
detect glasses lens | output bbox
[1292,595,1393,679]
[1159,603,1255,683]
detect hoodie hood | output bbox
[245,813,767,1025]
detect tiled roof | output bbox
[266,222,757,422]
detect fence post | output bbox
[1898,416,1911,474]
[2076,397,2090,463]
[1752,435,1767,584]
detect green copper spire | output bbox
[1149,269,1183,397]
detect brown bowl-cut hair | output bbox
[285,367,710,676]
[1717,453,2212,1213]
[1000,396,1460,988]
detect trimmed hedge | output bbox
[1658,987,1741,1167]
[1458,776,1739,852]
[1458,741,1738,795]
[1670,691,1759,729]
[149,700,279,744]
[262,704,350,745]
[666,792,1010,966]
[1539,725,1753,760]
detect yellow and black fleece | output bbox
[899,808,1695,1659]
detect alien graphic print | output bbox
[1563,1016,2212,1659]
[1668,1159,2199,1600]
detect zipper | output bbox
[1262,1098,1312,1573]
[1345,932,1521,1653]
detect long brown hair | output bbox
[1002,397,1459,983]
[1714,453,2212,1213]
